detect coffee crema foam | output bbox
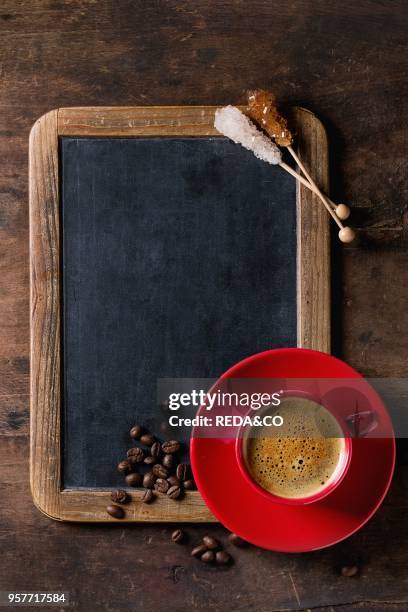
[244,398,346,499]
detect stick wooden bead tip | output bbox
[335,204,351,220]
[338,227,356,243]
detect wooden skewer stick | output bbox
[281,160,349,221]
[277,163,322,197]
[215,104,355,242]
[287,145,351,221]
[279,161,343,229]
[277,162,317,193]
[288,145,335,210]
[280,159,355,242]
[280,159,337,212]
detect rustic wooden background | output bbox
[1,1,407,610]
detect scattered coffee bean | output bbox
[183,479,195,490]
[162,440,181,454]
[167,485,182,500]
[106,504,125,519]
[140,433,155,446]
[153,464,169,479]
[201,550,215,563]
[143,471,157,489]
[341,566,359,577]
[228,533,246,547]
[144,456,156,465]
[202,535,219,550]
[151,441,161,458]
[127,447,144,463]
[125,473,142,487]
[171,529,186,544]
[154,478,170,493]
[191,544,208,558]
[117,459,131,474]
[110,489,129,504]
[142,488,154,504]
[162,454,174,469]
[216,550,232,565]
[176,463,189,480]
[167,475,181,487]
[129,424,143,439]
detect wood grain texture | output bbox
[30,105,328,523]
[295,107,330,352]
[29,110,62,520]
[2,1,408,609]
[60,489,214,523]
[58,106,220,136]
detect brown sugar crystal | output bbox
[247,89,293,147]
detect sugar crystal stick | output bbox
[247,90,293,147]
[215,106,354,243]
[244,89,338,209]
[247,91,355,243]
[214,106,282,165]
[214,107,327,199]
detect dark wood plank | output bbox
[1,438,407,611]
[0,1,407,609]
[342,247,408,377]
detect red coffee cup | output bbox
[235,389,353,506]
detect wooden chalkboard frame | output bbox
[29,106,329,522]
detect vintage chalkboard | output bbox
[29,107,330,522]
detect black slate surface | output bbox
[61,137,297,488]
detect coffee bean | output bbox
[216,551,232,565]
[154,478,169,493]
[162,454,174,469]
[201,550,215,563]
[191,544,208,558]
[144,456,156,465]
[127,447,144,463]
[167,476,181,487]
[151,441,161,458]
[183,479,195,490]
[127,457,141,467]
[110,489,129,504]
[167,485,182,500]
[140,433,155,446]
[106,504,125,519]
[153,464,169,479]
[125,473,142,487]
[341,566,359,577]
[228,533,246,547]
[202,535,219,550]
[130,424,143,439]
[171,529,186,544]
[143,472,157,489]
[142,489,154,504]
[162,440,181,454]
[176,463,189,480]
[117,460,131,474]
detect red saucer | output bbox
[190,349,395,552]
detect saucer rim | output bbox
[191,435,395,552]
[190,348,396,552]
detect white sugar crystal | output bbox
[214,105,282,165]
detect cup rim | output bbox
[235,391,353,506]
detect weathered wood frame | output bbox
[29,106,330,522]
